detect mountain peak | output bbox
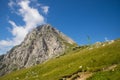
[37,24,52,30]
[0,24,77,76]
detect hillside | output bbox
[0,24,77,76]
[0,39,120,80]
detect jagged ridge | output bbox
[0,24,77,76]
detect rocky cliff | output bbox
[0,24,77,76]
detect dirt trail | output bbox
[103,64,117,71]
[77,72,93,80]
[65,72,93,80]
[64,64,117,80]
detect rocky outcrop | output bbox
[0,24,77,76]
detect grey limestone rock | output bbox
[0,24,76,76]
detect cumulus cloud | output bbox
[8,0,15,9]
[0,0,49,54]
[0,40,12,47]
[8,20,27,45]
[18,0,45,30]
[42,6,49,14]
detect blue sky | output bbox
[0,0,120,54]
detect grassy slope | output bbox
[87,64,120,80]
[0,39,120,80]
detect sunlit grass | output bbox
[0,39,120,80]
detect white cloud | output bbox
[18,0,45,30]
[0,40,12,47]
[42,6,49,14]
[8,0,15,9]
[8,20,17,28]
[105,37,109,42]
[9,20,27,45]
[0,0,49,54]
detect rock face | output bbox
[0,24,76,76]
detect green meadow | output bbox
[0,39,120,80]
